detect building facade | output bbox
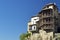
[27,3,60,40]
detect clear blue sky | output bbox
[0,0,60,40]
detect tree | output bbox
[20,33,31,40]
[20,33,26,40]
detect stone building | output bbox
[27,3,60,40]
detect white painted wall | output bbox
[49,6,53,9]
[31,17,39,24]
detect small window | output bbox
[34,19,36,20]
[43,13,44,16]
[49,18,50,22]
[32,25,36,30]
[46,18,48,22]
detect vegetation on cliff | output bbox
[20,32,31,40]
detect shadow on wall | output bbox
[57,27,60,33]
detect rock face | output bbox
[39,30,53,40]
[29,30,53,40]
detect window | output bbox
[43,13,44,16]
[46,18,48,22]
[48,18,50,22]
[32,25,36,30]
[34,27,35,29]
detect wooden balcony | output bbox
[43,21,53,24]
[41,26,54,29]
[42,15,53,18]
[39,15,53,20]
[39,21,53,27]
